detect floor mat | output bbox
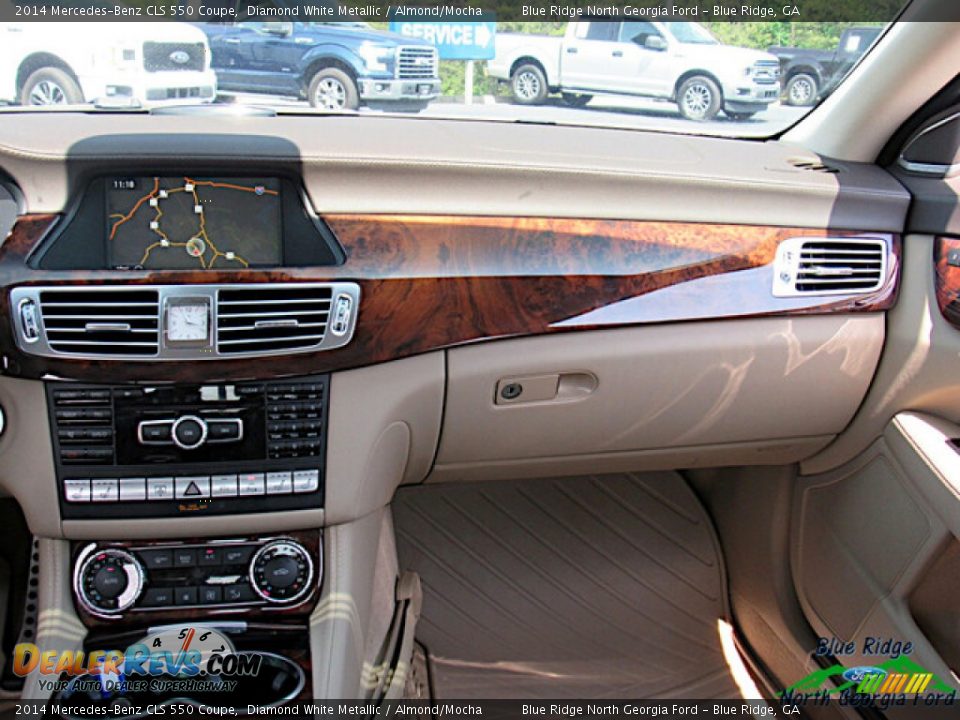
[393,472,739,699]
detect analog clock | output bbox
[166,301,209,343]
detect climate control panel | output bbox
[73,534,320,620]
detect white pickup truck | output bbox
[0,22,217,107]
[487,21,781,121]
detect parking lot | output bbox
[423,96,809,136]
[225,92,810,137]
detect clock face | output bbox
[167,303,209,342]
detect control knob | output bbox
[249,540,314,604]
[76,548,144,615]
[171,415,207,450]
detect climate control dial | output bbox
[76,548,144,615]
[249,539,313,604]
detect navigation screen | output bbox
[106,176,282,270]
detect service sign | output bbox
[389,21,497,60]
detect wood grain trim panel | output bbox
[1,214,900,383]
[935,236,960,328]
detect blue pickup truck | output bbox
[200,22,440,111]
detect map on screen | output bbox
[106,176,282,270]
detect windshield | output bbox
[0,2,899,140]
[663,23,719,45]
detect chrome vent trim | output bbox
[772,237,888,297]
[9,283,360,361]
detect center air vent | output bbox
[217,286,337,355]
[38,289,160,356]
[773,237,887,297]
[10,283,359,361]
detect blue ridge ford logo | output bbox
[842,666,887,683]
[169,50,190,65]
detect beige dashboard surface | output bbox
[0,112,907,230]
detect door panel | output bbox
[208,25,262,90]
[792,412,960,716]
[224,22,300,94]
[560,22,622,91]
[248,25,305,95]
[616,21,673,96]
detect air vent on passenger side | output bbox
[37,289,160,356]
[217,285,338,355]
[772,237,887,297]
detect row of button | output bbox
[141,583,256,607]
[55,408,112,422]
[52,388,111,404]
[267,390,322,402]
[237,382,324,397]
[138,544,253,570]
[59,427,113,443]
[268,420,322,434]
[63,469,320,503]
[268,438,321,460]
[60,447,114,463]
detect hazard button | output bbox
[175,476,210,499]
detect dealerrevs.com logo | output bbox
[13,626,261,694]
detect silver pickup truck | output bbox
[488,21,781,121]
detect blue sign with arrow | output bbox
[389,21,496,61]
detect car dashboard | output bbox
[0,111,912,702]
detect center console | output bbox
[49,376,328,519]
[1,169,427,707]
[47,373,331,706]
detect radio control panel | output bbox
[49,377,328,519]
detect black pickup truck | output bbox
[769,26,882,106]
